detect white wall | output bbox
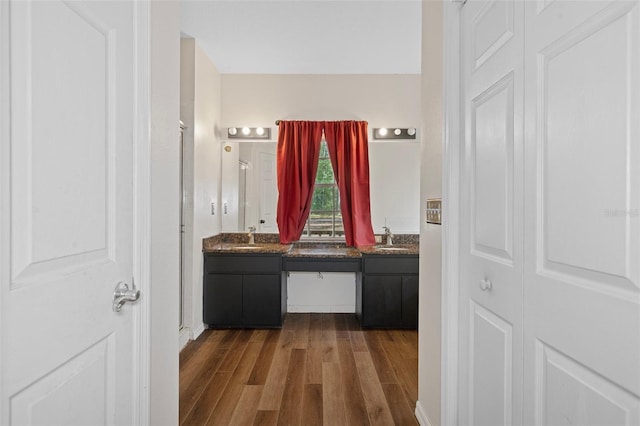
[287,272,356,313]
[417,1,444,425]
[150,1,180,424]
[221,74,422,235]
[180,39,222,340]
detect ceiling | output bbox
[180,0,422,74]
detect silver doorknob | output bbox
[479,278,492,291]
[112,281,140,312]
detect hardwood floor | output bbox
[180,313,418,426]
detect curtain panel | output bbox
[276,120,375,247]
[323,121,376,247]
[276,121,323,244]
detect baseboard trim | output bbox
[179,327,191,351]
[415,401,433,426]
[192,322,205,340]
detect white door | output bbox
[1,1,142,424]
[523,1,640,423]
[459,0,524,424]
[258,151,277,233]
[459,0,640,424]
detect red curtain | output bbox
[276,121,324,244]
[323,121,376,247]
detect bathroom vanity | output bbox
[357,251,419,328]
[202,234,419,329]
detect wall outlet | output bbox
[375,235,382,243]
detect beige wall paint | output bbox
[220,74,422,233]
[150,1,180,424]
[180,39,222,340]
[418,1,444,425]
[221,74,420,127]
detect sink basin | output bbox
[375,247,409,252]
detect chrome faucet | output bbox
[248,226,256,245]
[383,226,394,246]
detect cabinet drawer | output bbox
[283,257,361,272]
[363,256,418,274]
[204,254,281,274]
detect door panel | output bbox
[401,275,419,327]
[471,72,515,263]
[460,0,524,424]
[536,342,639,425]
[469,302,513,426]
[204,274,243,326]
[10,337,114,425]
[541,1,637,282]
[1,1,138,424]
[243,275,281,326]
[524,1,640,423]
[11,0,111,285]
[472,0,514,70]
[363,276,402,327]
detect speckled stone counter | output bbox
[202,242,292,254]
[357,244,420,256]
[202,233,418,256]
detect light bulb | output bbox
[394,128,402,136]
[256,127,265,136]
[378,128,388,137]
[228,127,237,136]
[407,128,416,136]
[242,127,251,135]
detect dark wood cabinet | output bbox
[203,254,286,328]
[357,255,419,329]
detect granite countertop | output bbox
[202,241,292,254]
[357,244,420,256]
[202,233,419,256]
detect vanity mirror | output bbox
[220,141,277,233]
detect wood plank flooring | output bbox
[180,314,418,426]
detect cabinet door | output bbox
[203,274,243,326]
[243,275,282,327]
[363,276,402,327]
[402,275,419,328]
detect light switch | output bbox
[426,198,442,225]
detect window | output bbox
[303,141,344,238]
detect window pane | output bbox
[304,141,342,239]
[316,158,334,184]
[308,212,334,236]
[319,141,329,158]
[311,186,334,211]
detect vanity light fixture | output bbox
[373,127,417,140]
[227,126,272,140]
